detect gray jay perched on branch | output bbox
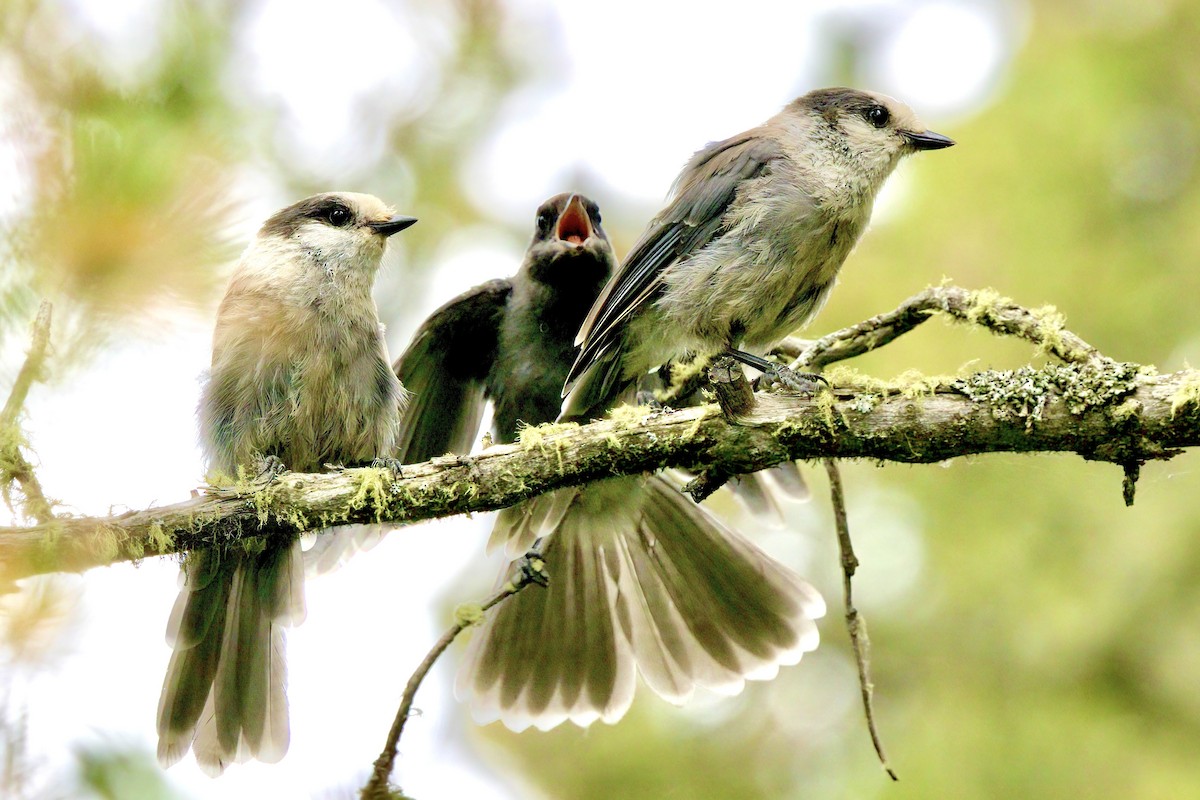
[157,192,415,774]
[394,194,824,731]
[562,86,954,419]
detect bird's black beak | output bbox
[902,129,955,151]
[555,194,592,246]
[368,215,419,237]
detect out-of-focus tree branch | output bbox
[0,302,54,525]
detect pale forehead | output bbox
[259,192,397,240]
[862,90,923,129]
[333,192,394,220]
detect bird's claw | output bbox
[371,456,404,476]
[759,364,828,395]
[254,455,288,482]
[517,550,551,588]
[635,390,664,409]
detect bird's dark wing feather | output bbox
[393,279,512,462]
[566,131,783,391]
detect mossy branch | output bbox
[1,287,1198,584]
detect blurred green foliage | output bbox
[0,1,244,359]
[1,0,1199,798]
[75,744,179,800]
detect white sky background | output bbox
[2,1,1020,798]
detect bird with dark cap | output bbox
[563,87,954,418]
[157,192,416,774]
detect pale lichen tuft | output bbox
[1029,304,1068,356]
[349,466,393,522]
[1168,370,1200,418]
[516,421,580,450]
[455,603,484,627]
[955,362,1139,425]
[964,287,1009,325]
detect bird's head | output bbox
[523,193,615,290]
[785,87,954,193]
[240,192,417,300]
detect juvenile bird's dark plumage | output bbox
[157,192,414,775]
[396,193,611,458]
[394,194,823,731]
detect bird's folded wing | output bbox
[566,131,784,392]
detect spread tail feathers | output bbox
[456,475,824,731]
[157,540,305,774]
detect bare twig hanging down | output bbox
[700,350,894,774]
[361,566,542,799]
[823,459,897,781]
[1,286,1199,583]
[0,301,55,525]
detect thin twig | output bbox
[361,568,541,799]
[792,285,1110,372]
[667,285,1106,387]
[823,458,897,781]
[0,301,54,524]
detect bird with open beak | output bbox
[394,193,613,457]
[157,192,416,775]
[394,193,824,731]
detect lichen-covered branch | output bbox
[2,357,1198,583]
[2,286,1199,584]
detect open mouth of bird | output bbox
[556,201,592,246]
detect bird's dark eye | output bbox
[324,204,353,227]
[865,105,890,128]
[536,210,554,233]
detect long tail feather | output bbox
[157,540,304,774]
